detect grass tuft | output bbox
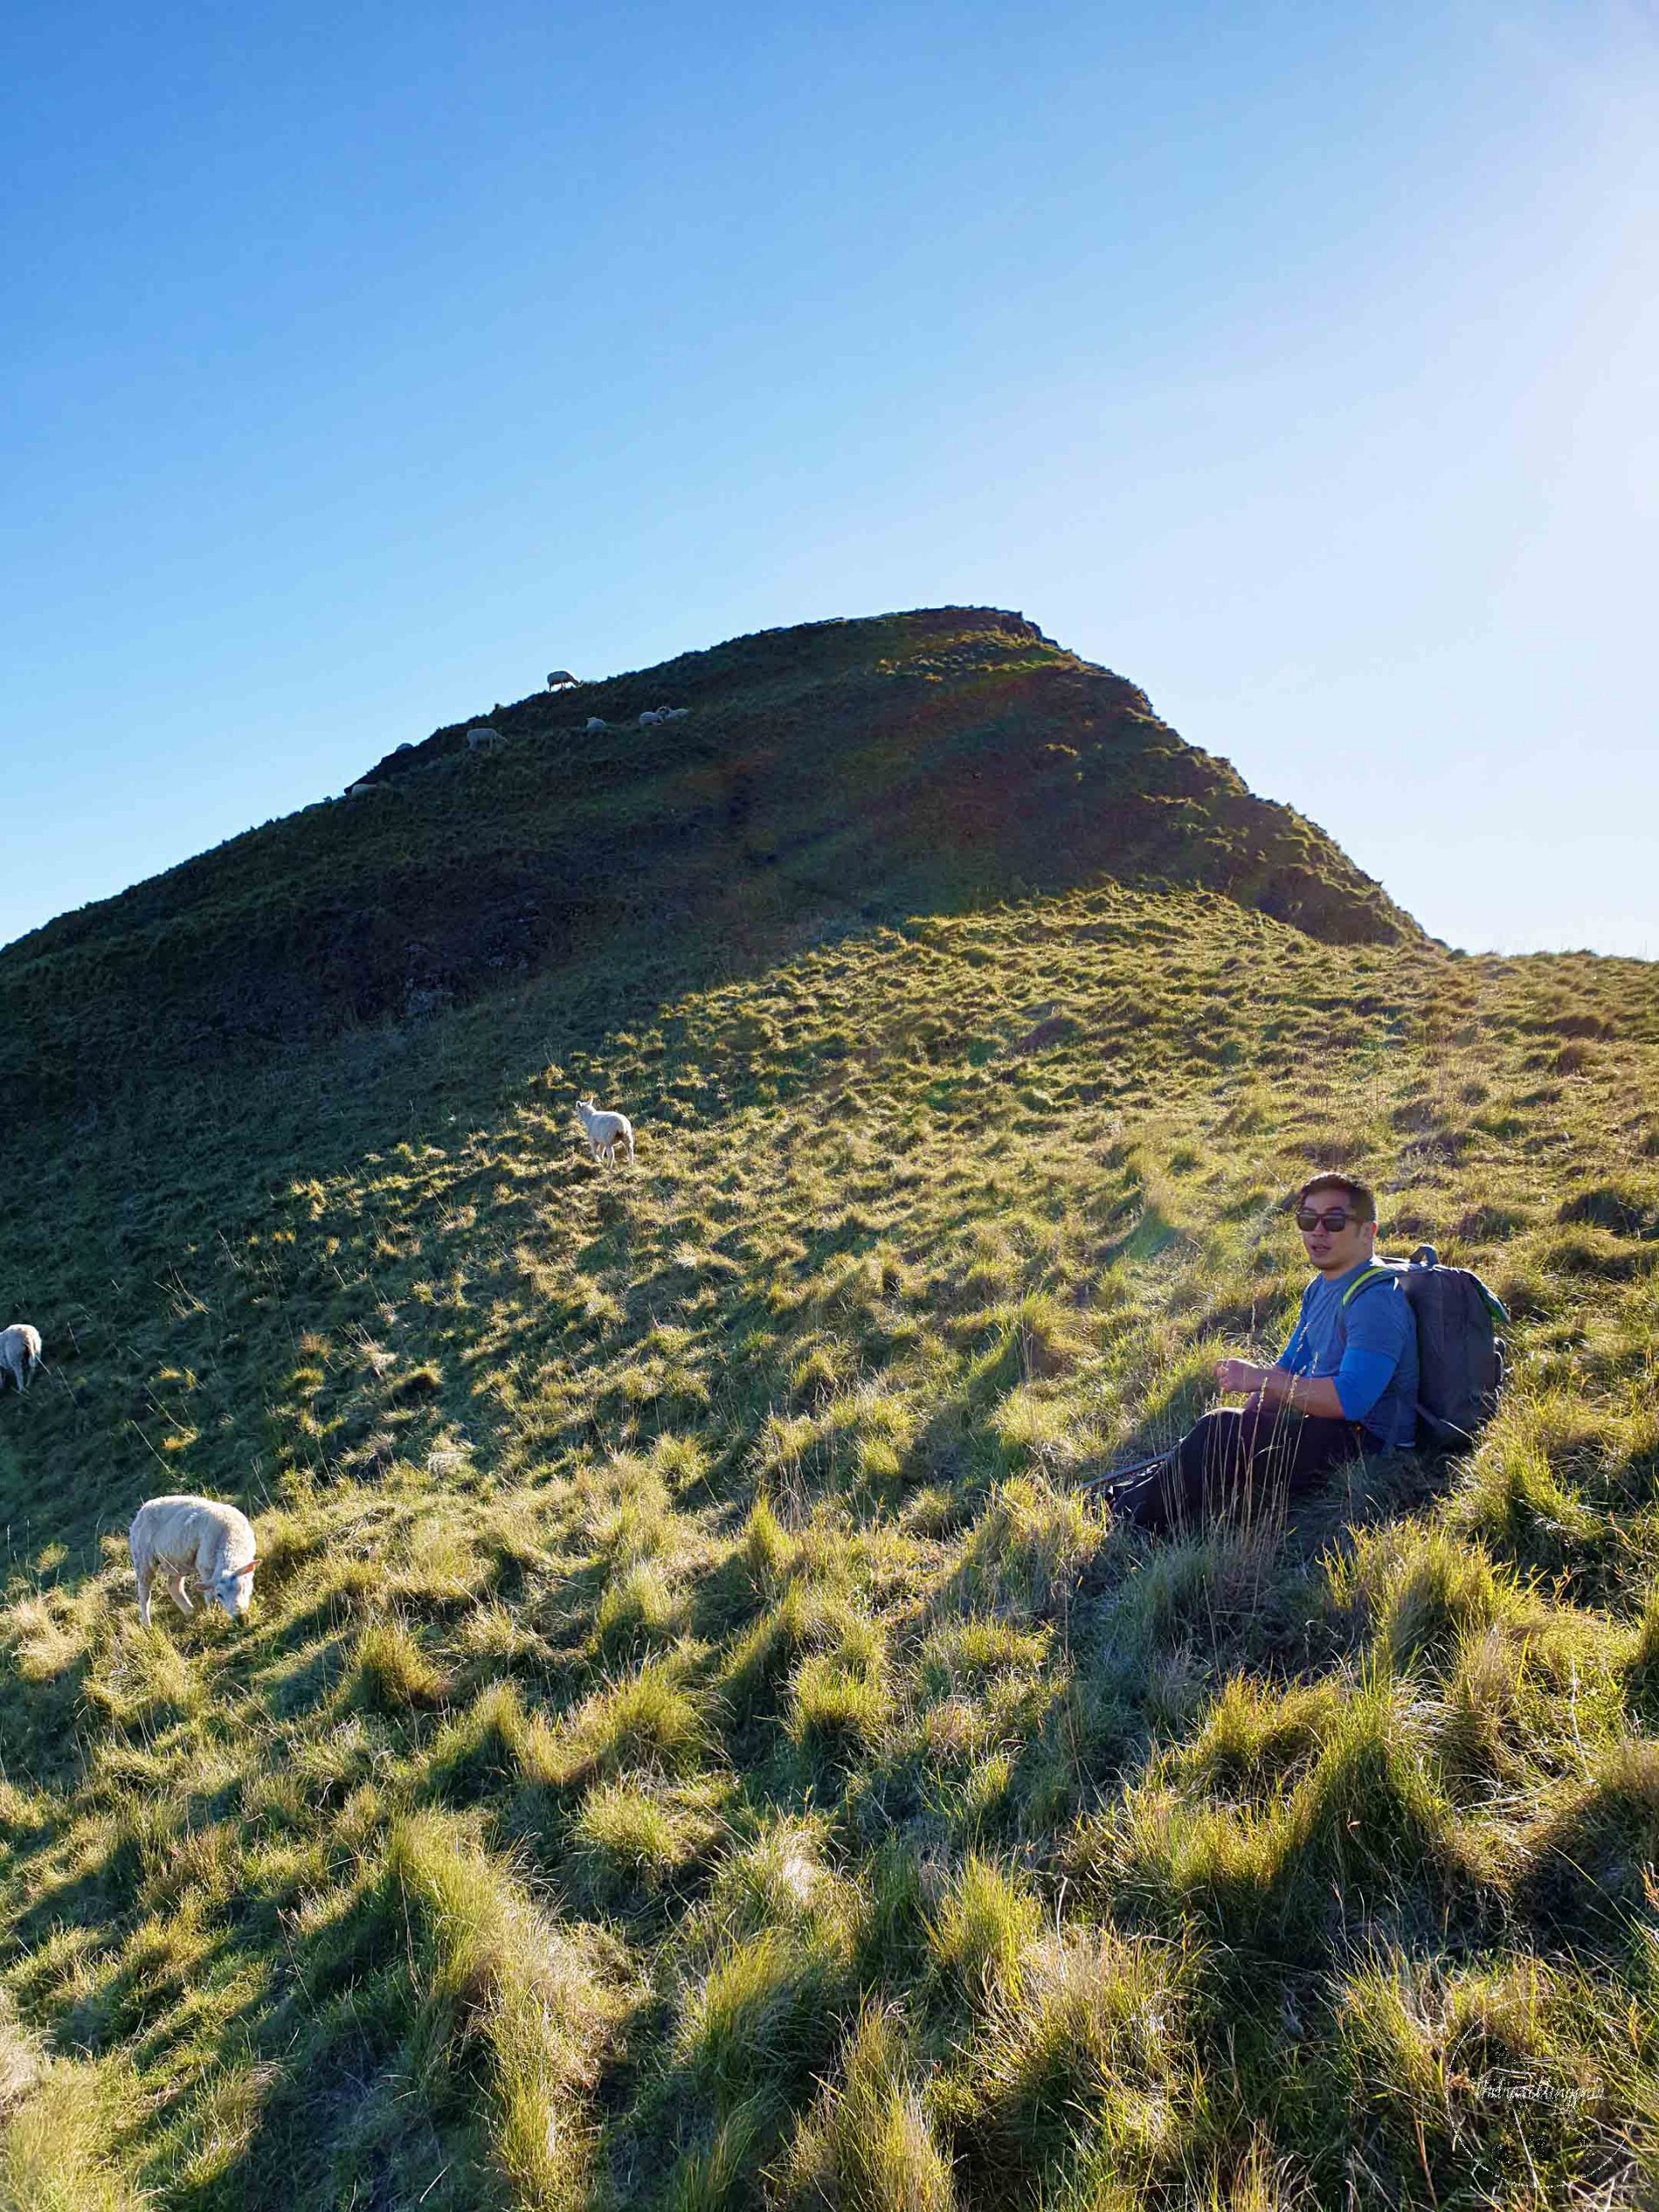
[926,1854,1041,2005]
[347,1617,448,1711]
[944,1924,1192,2190]
[948,1477,1100,1619]
[387,1808,628,2206]
[677,1923,849,2112]
[569,1778,717,1906]
[1517,1738,1659,1935]
[0,2050,142,2212]
[537,1658,706,1786]
[777,1999,957,2210]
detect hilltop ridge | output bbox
[0,607,1414,1122]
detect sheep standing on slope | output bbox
[0,1325,41,1393]
[576,1097,635,1167]
[130,1496,257,1629]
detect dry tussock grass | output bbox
[0,880,1656,2205]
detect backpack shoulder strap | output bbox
[1339,1264,1395,1309]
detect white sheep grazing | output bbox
[345,781,385,798]
[585,716,608,733]
[576,1096,635,1166]
[638,710,662,728]
[0,1325,41,1392]
[466,726,501,753]
[130,1496,258,1629]
[547,670,577,690]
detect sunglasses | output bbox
[1295,1207,1358,1233]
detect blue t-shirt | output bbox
[1275,1258,1419,1448]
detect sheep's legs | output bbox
[168,1573,194,1615]
[135,1563,154,1629]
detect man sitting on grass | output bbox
[1118,1173,1419,1535]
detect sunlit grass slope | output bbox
[0,607,1414,1122]
[3,879,1659,2207]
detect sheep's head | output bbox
[210,1564,256,1621]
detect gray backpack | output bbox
[1341,1244,1507,1450]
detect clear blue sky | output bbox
[3,2,1655,956]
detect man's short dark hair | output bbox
[1295,1173,1376,1224]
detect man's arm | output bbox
[1214,1358,1345,1418]
[1262,1364,1348,1418]
[1212,1287,1324,1404]
[1322,1286,1410,1426]
[1217,1290,1407,1424]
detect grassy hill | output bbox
[0,608,1412,1124]
[1,617,1657,2210]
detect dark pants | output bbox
[1119,1397,1365,1536]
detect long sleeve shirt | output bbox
[1274,1258,1419,1448]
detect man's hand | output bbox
[1214,1357,1268,1395]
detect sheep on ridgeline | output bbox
[547,670,577,690]
[0,1325,41,1393]
[129,1496,257,1629]
[576,1096,634,1167]
[466,726,502,753]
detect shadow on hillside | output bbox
[1282,1446,1451,1559]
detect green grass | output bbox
[386,1808,632,2206]
[776,1999,955,2210]
[926,1855,1041,2005]
[0,2045,142,2211]
[0,622,1656,2204]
